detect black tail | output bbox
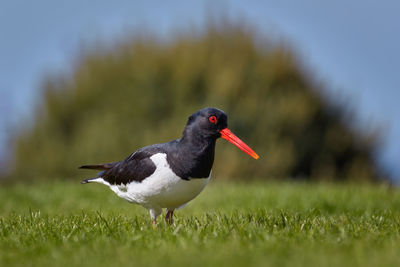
[79,163,115,170]
[80,163,115,184]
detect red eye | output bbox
[209,115,218,124]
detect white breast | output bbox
[111,153,210,209]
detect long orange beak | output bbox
[219,128,259,159]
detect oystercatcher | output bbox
[79,108,258,225]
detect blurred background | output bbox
[0,0,399,183]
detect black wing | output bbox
[80,140,181,185]
[100,149,158,185]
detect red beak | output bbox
[219,128,259,159]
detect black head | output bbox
[184,107,228,139]
[182,107,259,159]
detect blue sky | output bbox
[0,0,399,180]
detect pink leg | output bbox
[165,209,174,225]
[149,208,161,226]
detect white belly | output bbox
[108,153,210,209]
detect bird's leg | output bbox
[165,211,170,223]
[165,209,174,225]
[149,208,161,227]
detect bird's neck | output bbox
[179,131,217,157]
[176,130,217,178]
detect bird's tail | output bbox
[79,163,114,170]
[81,178,96,184]
[79,163,115,184]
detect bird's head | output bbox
[183,107,259,159]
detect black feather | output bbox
[79,163,115,170]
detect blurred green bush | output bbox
[9,24,381,182]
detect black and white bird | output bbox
[79,108,259,225]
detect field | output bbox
[0,180,400,267]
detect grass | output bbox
[0,180,400,267]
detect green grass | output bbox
[1,180,400,267]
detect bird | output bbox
[79,107,259,225]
